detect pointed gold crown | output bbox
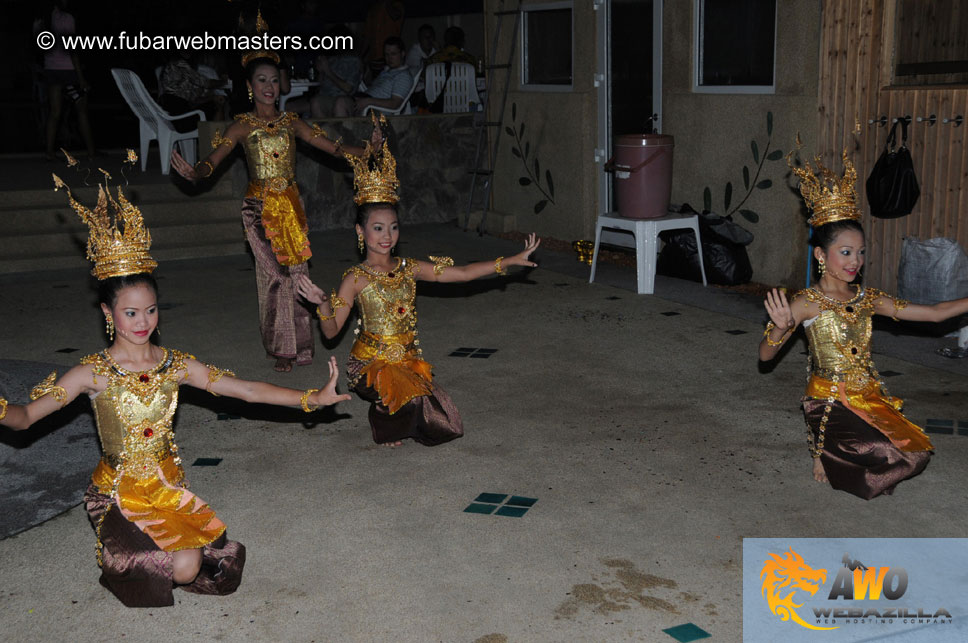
[240,9,280,67]
[788,145,863,227]
[53,173,157,279]
[345,124,400,205]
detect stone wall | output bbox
[199,113,478,232]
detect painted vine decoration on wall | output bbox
[703,111,783,223]
[507,102,556,213]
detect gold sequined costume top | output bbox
[346,258,433,414]
[237,112,311,266]
[798,287,932,452]
[83,348,228,554]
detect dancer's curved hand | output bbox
[295,274,326,306]
[764,287,795,331]
[313,356,352,406]
[506,233,541,269]
[170,150,198,182]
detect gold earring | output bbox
[247,87,253,102]
[358,233,365,254]
[105,313,115,341]
[818,258,826,276]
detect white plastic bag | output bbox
[896,237,968,305]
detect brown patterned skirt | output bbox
[241,197,314,365]
[802,398,931,500]
[84,485,245,607]
[347,356,464,446]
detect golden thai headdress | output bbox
[52,168,157,280]
[240,9,280,67]
[344,115,399,205]
[788,141,863,227]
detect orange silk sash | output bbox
[805,375,933,452]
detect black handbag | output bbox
[866,119,920,219]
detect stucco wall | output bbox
[662,0,820,285]
[486,0,600,241]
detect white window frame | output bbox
[692,0,777,94]
[520,1,574,92]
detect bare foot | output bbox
[379,440,404,447]
[812,458,828,483]
[273,358,293,372]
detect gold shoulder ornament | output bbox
[29,372,68,405]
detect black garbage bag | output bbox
[657,205,754,285]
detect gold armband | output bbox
[29,372,67,405]
[210,129,233,149]
[301,388,320,412]
[330,290,347,310]
[0,397,7,421]
[205,364,236,396]
[763,321,793,347]
[429,255,454,276]
[494,256,507,276]
[309,123,328,139]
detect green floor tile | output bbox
[662,622,710,642]
[464,503,497,515]
[494,506,529,517]
[505,496,537,507]
[475,493,507,504]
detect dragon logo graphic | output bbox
[760,548,838,631]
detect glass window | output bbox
[522,3,573,89]
[694,0,776,94]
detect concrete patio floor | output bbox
[1,223,966,642]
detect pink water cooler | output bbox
[610,134,674,219]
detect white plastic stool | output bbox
[588,213,708,294]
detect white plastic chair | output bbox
[111,68,205,174]
[588,212,708,295]
[361,71,421,116]
[424,62,480,113]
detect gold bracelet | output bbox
[0,397,7,421]
[316,305,335,322]
[301,388,320,413]
[195,160,214,176]
[892,298,909,321]
[494,256,507,276]
[333,137,344,155]
[763,321,793,346]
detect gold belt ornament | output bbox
[352,331,415,364]
[249,177,294,194]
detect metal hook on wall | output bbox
[942,115,964,127]
[916,114,936,126]
[867,116,888,127]
[892,115,912,125]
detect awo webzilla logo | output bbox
[759,548,952,631]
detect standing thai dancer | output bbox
[0,168,351,606]
[171,50,378,372]
[297,136,540,446]
[759,148,968,499]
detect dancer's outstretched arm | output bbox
[0,364,98,431]
[415,233,541,283]
[170,121,246,182]
[181,356,351,408]
[292,118,381,158]
[873,293,968,323]
[296,273,362,339]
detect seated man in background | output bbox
[428,26,478,67]
[335,36,412,116]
